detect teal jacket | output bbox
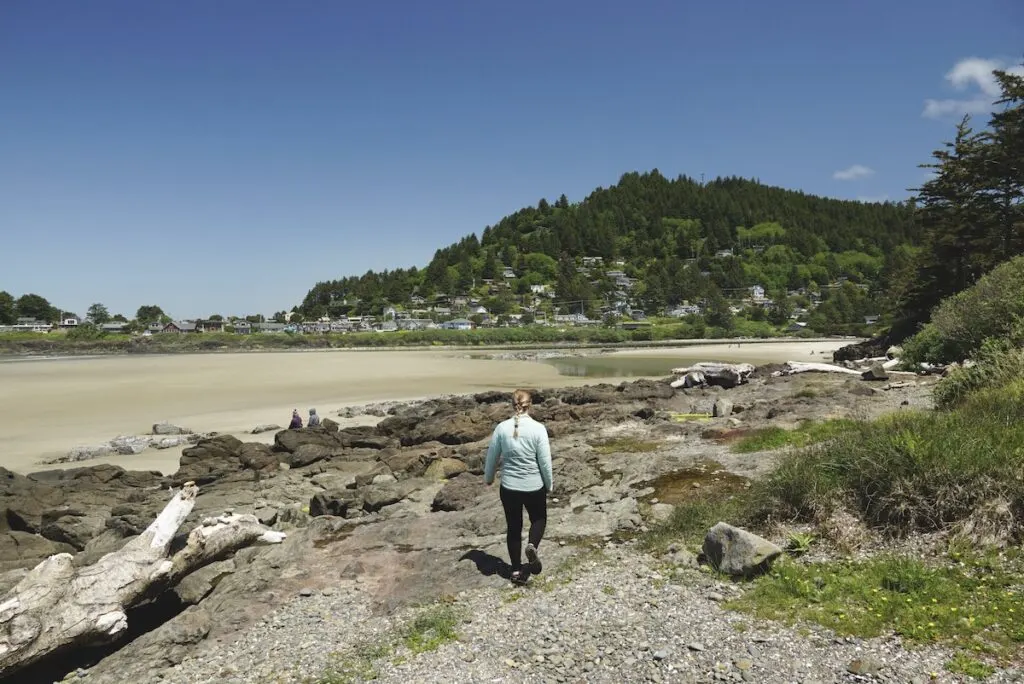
[483,414,553,492]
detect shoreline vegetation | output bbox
[0,327,841,357]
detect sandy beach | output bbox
[0,340,848,475]
[604,339,851,364]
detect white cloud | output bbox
[922,57,1024,119]
[833,164,875,181]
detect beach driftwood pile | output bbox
[0,483,285,678]
[668,354,923,389]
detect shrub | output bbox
[900,323,960,367]
[906,255,1024,363]
[934,339,1024,410]
[751,379,1024,541]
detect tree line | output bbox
[888,67,1024,340]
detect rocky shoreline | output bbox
[3,365,997,683]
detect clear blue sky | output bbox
[2,1,1021,319]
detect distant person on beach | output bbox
[289,409,303,429]
[484,389,553,585]
[308,408,321,427]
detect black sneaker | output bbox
[511,569,528,586]
[525,543,542,575]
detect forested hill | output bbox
[298,171,916,320]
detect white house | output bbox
[749,284,766,302]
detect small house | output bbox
[441,318,473,331]
[163,321,198,334]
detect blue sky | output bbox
[1,1,1022,319]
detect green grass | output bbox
[591,436,662,455]
[641,494,753,551]
[728,550,1024,670]
[400,604,463,654]
[306,603,464,683]
[753,380,1024,539]
[669,412,713,422]
[730,419,859,454]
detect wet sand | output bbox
[0,341,849,475]
[604,339,850,364]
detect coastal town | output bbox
[0,255,874,338]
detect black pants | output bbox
[499,485,547,571]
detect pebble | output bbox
[152,547,1017,684]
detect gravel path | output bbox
[158,541,1023,684]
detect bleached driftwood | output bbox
[670,362,755,389]
[771,361,864,377]
[0,483,286,676]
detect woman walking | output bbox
[484,389,553,585]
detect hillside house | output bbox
[441,318,473,330]
[553,313,591,325]
[397,318,435,331]
[715,249,735,258]
[502,267,516,279]
[667,304,702,317]
[163,321,198,333]
[749,284,766,302]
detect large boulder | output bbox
[0,530,76,572]
[361,482,417,512]
[237,443,279,471]
[424,457,468,480]
[174,559,236,604]
[618,379,675,401]
[862,362,890,381]
[713,398,733,418]
[38,508,107,550]
[560,386,618,405]
[172,434,245,485]
[284,444,335,468]
[309,489,363,518]
[0,467,64,533]
[273,425,394,453]
[431,472,486,512]
[702,522,783,577]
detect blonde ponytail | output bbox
[511,389,533,440]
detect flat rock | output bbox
[152,422,193,435]
[424,457,468,480]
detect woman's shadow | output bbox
[460,549,514,580]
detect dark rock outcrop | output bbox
[431,472,486,512]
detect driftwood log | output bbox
[670,362,755,389]
[0,482,286,676]
[771,361,863,377]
